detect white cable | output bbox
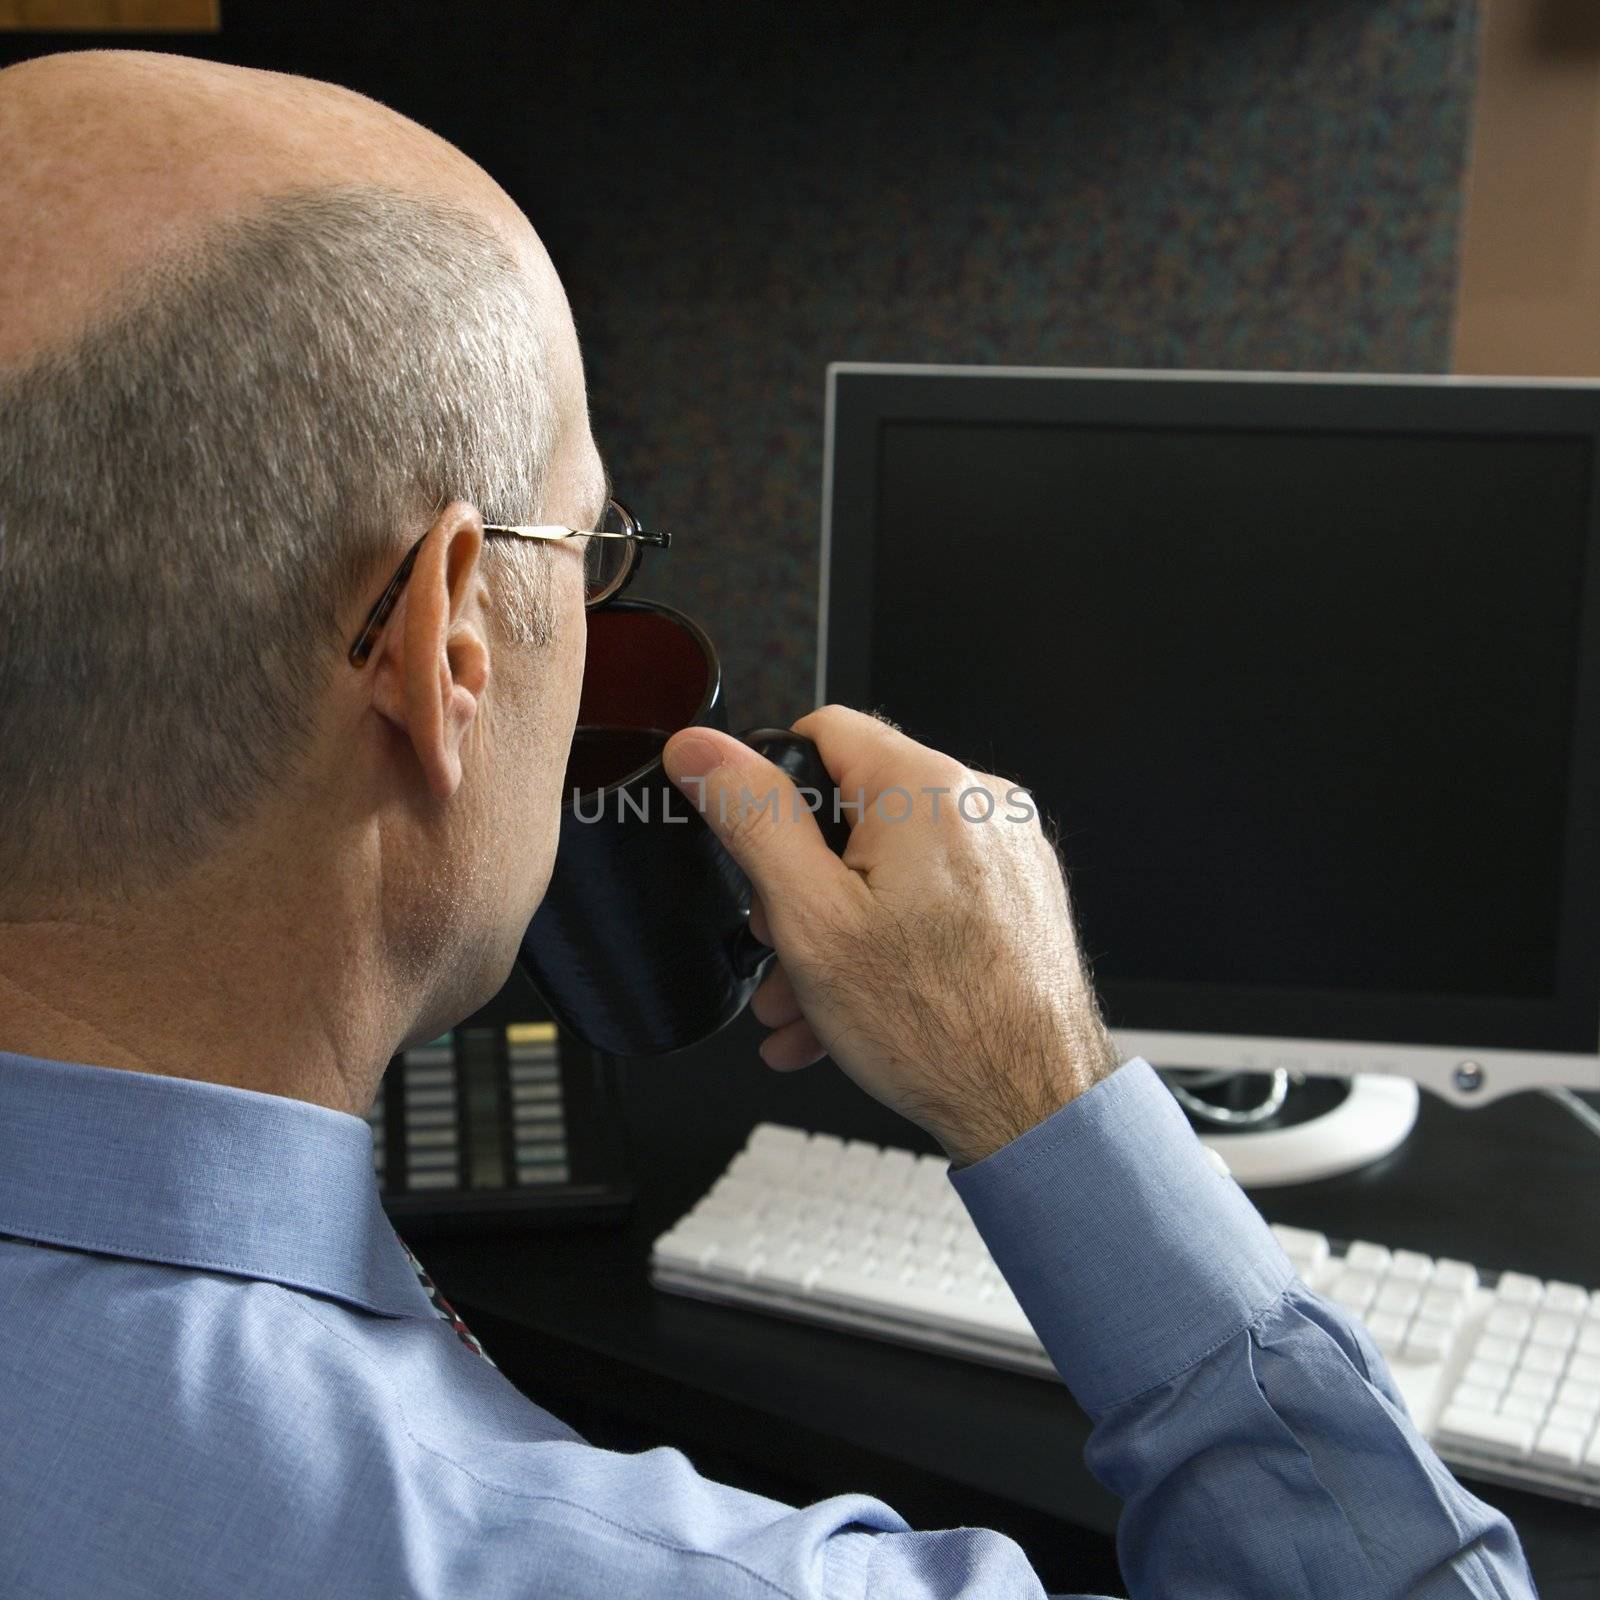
[1162,1067,1291,1127]
[1543,1086,1600,1146]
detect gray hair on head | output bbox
[0,184,559,903]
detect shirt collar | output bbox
[0,1049,435,1320]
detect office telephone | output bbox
[364,967,633,1234]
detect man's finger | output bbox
[662,725,852,907]
[748,891,772,948]
[792,703,963,808]
[750,960,801,1029]
[758,1016,826,1072]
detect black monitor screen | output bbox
[864,417,1594,1046]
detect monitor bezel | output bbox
[819,365,1600,1099]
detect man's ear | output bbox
[368,502,491,801]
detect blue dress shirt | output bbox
[0,1048,1534,1598]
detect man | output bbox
[0,47,1532,1599]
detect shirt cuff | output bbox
[947,1056,1296,1418]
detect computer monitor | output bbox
[819,366,1600,1178]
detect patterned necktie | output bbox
[393,1231,498,1368]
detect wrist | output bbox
[943,1021,1121,1169]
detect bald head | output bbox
[0,50,562,368]
[0,50,597,903]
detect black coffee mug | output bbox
[517,599,848,1057]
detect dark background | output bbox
[1,0,1481,723]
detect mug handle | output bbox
[729,728,851,980]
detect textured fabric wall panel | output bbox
[541,2,1480,722]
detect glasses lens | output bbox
[583,501,637,605]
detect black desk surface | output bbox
[416,1014,1600,1599]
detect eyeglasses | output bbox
[347,497,670,668]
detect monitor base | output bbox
[1198,1074,1420,1188]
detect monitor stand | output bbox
[1189,1074,1420,1188]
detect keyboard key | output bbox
[946,1240,989,1273]
[1567,1354,1600,1386]
[1436,1407,1535,1461]
[865,1170,917,1206]
[876,1235,915,1273]
[1542,1283,1590,1317]
[1498,1394,1547,1424]
[745,1126,800,1152]
[788,1169,834,1200]
[1365,1310,1408,1352]
[986,1280,1033,1327]
[1508,1371,1557,1404]
[1389,1250,1434,1283]
[1532,1425,1587,1470]
[1462,1359,1512,1393]
[653,1229,721,1272]
[1555,1382,1593,1420]
[1547,1402,1598,1436]
[945,1262,991,1298]
[702,1181,766,1217]
[1346,1241,1392,1274]
[751,1253,820,1295]
[682,1211,763,1247]
[1484,1306,1532,1341]
[872,1210,920,1243]
[1474,1334,1521,1367]
[1529,1313,1579,1350]
[1431,1260,1479,1294]
[1579,1325,1600,1359]
[1373,1283,1421,1318]
[1451,1383,1504,1414]
[1330,1270,1379,1313]
[1496,1272,1544,1307]
[1419,1288,1468,1326]
[1403,1320,1454,1364]
[1519,1343,1565,1377]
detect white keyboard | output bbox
[649,1122,1600,1508]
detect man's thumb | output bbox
[662,725,844,902]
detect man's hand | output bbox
[663,705,1121,1167]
